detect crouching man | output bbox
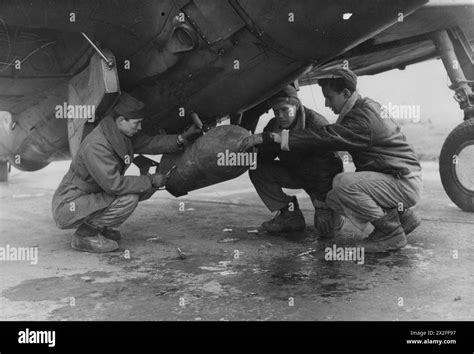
[240,85,343,235]
[52,93,201,253]
[270,68,423,252]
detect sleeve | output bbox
[257,119,279,162]
[83,142,153,196]
[131,132,182,154]
[284,114,372,152]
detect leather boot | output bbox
[361,209,407,253]
[71,223,119,253]
[399,208,421,236]
[315,210,345,238]
[262,197,306,233]
[102,227,122,241]
[333,214,345,232]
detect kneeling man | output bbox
[52,93,201,253]
[241,85,343,236]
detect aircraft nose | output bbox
[236,0,427,62]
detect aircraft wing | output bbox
[299,1,474,84]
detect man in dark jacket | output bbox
[52,93,201,253]
[268,68,423,252]
[240,86,343,235]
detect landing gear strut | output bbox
[0,160,9,182]
[433,29,474,211]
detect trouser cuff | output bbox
[75,222,101,237]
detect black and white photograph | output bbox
[0,0,473,352]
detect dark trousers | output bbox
[249,161,324,212]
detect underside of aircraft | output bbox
[0,0,473,211]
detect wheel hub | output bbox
[455,140,474,192]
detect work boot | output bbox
[314,210,345,238]
[261,197,306,233]
[361,209,407,253]
[102,227,122,241]
[71,223,119,253]
[333,214,345,233]
[326,213,345,238]
[399,208,421,236]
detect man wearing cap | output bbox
[266,68,423,252]
[52,93,202,253]
[240,85,343,235]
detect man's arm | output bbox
[257,119,280,161]
[239,118,281,159]
[282,114,372,152]
[131,133,182,155]
[132,125,203,154]
[83,142,153,196]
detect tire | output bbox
[439,119,474,212]
[0,161,8,182]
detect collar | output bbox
[99,116,134,162]
[336,91,360,124]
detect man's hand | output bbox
[181,125,203,143]
[239,133,263,152]
[314,208,333,236]
[271,132,282,144]
[151,173,169,188]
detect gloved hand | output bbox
[314,208,333,236]
[239,133,263,152]
[150,173,169,188]
[181,125,203,143]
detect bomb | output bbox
[160,125,251,197]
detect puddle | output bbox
[249,244,433,299]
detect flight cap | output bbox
[267,85,300,109]
[113,93,145,120]
[317,67,357,92]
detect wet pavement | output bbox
[0,161,473,320]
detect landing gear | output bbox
[0,160,9,182]
[439,119,474,211]
[433,29,474,212]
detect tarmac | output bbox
[0,160,473,320]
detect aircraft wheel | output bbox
[439,119,474,212]
[0,161,8,182]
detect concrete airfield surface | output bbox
[0,160,472,321]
